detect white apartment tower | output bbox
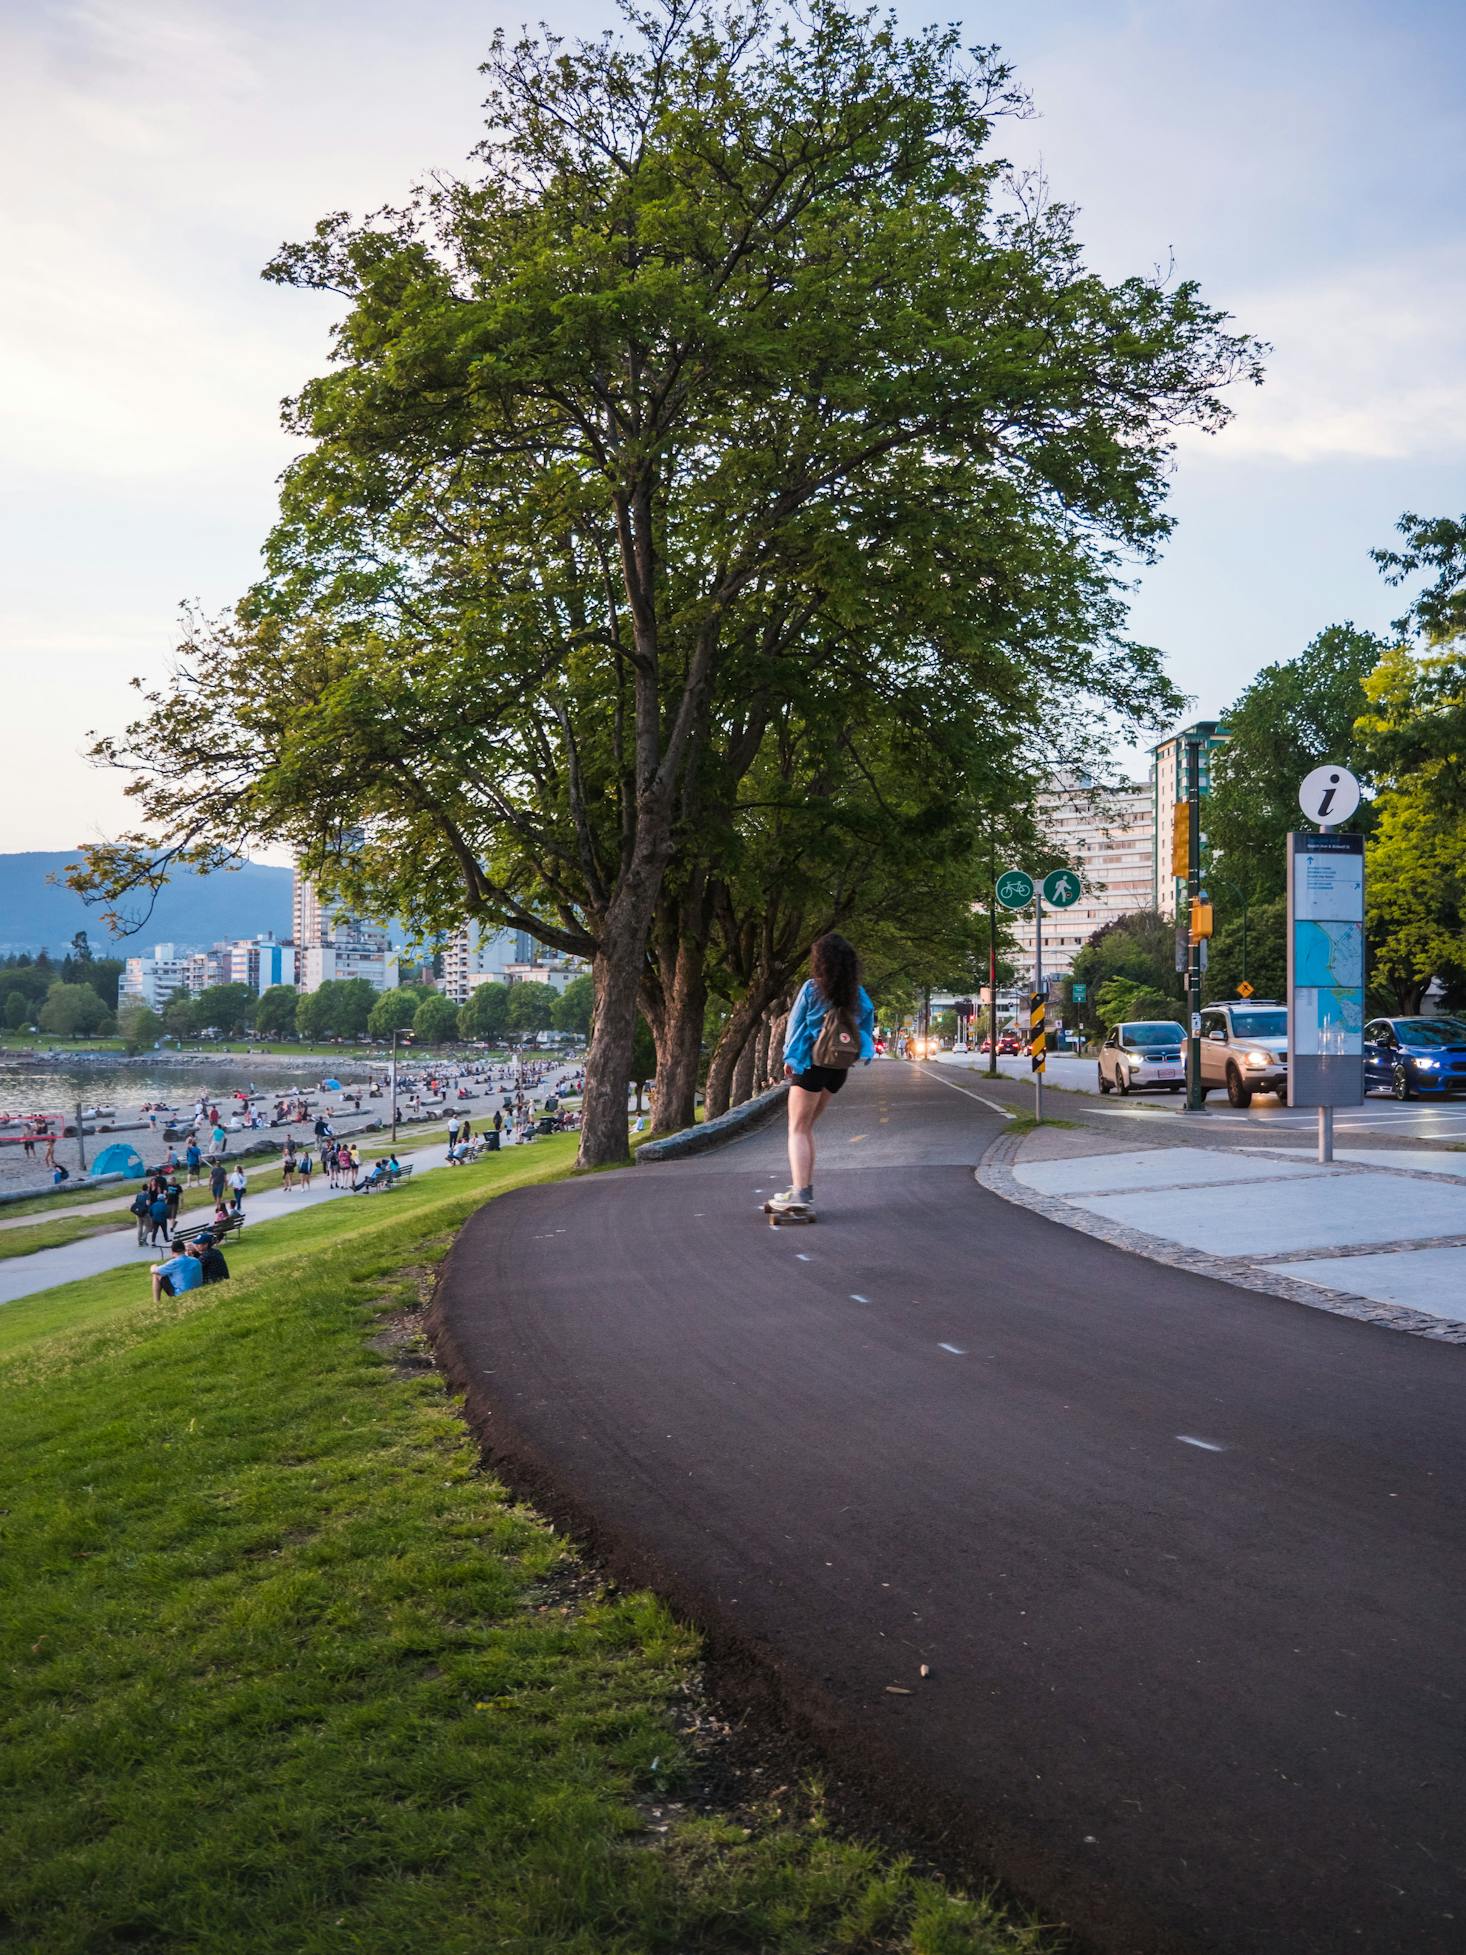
[1006,779,1157,984]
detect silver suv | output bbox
[1199,1001,1288,1106]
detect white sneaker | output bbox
[766,1188,813,1216]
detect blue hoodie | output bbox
[783,980,876,1075]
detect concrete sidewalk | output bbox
[979,1119,1466,1341]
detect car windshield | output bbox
[1229,1011,1287,1039]
[1122,1022,1185,1047]
[1394,1018,1466,1047]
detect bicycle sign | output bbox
[995,869,1035,910]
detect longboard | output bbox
[762,1200,817,1227]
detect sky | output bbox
[1,0,1462,853]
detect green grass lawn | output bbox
[0,1142,1045,1955]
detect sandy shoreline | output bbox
[0,1056,553,1197]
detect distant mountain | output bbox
[0,852,293,957]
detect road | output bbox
[434,1061,1466,1955]
[942,1049,1466,1141]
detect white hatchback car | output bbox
[1097,1020,1188,1095]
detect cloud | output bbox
[1181,253,1466,464]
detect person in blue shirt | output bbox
[151,1241,203,1301]
[767,932,875,1220]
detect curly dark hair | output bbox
[809,932,859,1011]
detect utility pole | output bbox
[987,824,999,1078]
[1184,735,1205,1111]
[390,1027,400,1147]
[75,1100,88,1175]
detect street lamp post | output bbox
[390,1027,400,1148]
[1205,870,1249,988]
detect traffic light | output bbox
[1189,900,1214,942]
[1171,802,1190,879]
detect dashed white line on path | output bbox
[1177,1435,1227,1452]
[850,1293,870,1302]
[795,1252,813,1261]
[910,1065,1015,1119]
[938,1342,967,1355]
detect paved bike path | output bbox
[433,1062,1466,1955]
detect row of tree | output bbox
[0,937,127,1038]
[70,2,1260,1160]
[1064,509,1465,1027]
[102,974,598,1055]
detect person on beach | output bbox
[185,1140,202,1186]
[765,932,875,1222]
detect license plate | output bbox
[1152,1067,1182,1079]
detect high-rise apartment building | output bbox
[291,848,396,992]
[1006,779,1157,983]
[221,936,297,994]
[441,922,522,1004]
[1152,721,1229,916]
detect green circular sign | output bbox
[995,869,1035,910]
[1042,869,1082,909]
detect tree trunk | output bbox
[704,990,765,1119]
[579,896,658,1167]
[731,1030,758,1106]
[648,934,708,1135]
[754,1014,774,1091]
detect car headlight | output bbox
[1412,1055,1439,1069]
[1245,1049,1272,1067]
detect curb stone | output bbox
[637,1082,790,1162]
[976,1126,1466,1345]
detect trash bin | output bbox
[486,1130,500,1152]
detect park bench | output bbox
[174,1211,245,1249]
[361,1164,414,1192]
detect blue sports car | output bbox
[1363,1017,1466,1098]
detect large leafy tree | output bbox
[413,993,462,1044]
[72,0,1259,1164]
[38,982,112,1038]
[1356,644,1466,1012]
[459,982,511,1042]
[254,984,299,1038]
[194,983,254,1037]
[367,987,422,1039]
[1206,624,1385,902]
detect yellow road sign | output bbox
[1171,801,1190,879]
[1237,979,1254,998]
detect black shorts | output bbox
[790,1065,849,1095]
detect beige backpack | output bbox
[811,994,861,1068]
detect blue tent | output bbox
[92,1143,145,1180]
[323,1078,342,1091]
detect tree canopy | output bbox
[71,0,1260,1160]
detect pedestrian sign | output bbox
[1236,979,1254,998]
[995,869,1035,909]
[1042,869,1081,908]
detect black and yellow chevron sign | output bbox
[1029,992,1046,1073]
